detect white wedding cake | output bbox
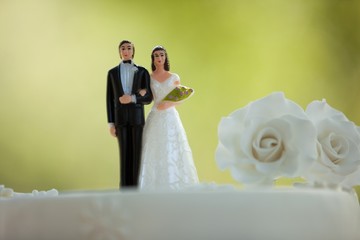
[1,92,360,240]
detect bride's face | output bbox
[153,50,166,69]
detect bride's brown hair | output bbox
[151,45,170,71]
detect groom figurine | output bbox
[106,40,153,188]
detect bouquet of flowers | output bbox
[162,85,194,103]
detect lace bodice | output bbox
[151,73,180,106]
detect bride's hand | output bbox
[156,102,168,110]
[157,102,178,110]
[139,89,147,96]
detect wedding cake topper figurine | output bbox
[106,40,153,188]
[138,45,199,189]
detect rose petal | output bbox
[216,142,237,169]
[342,167,360,188]
[245,92,306,120]
[231,164,273,185]
[306,100,349,123]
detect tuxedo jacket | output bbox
[106,64,153,126]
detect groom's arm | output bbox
[106,70,116,124]
[135,68,153,105]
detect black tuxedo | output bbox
[106,63,152,188]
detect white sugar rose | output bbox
[216,92,318,186]
[305,99,360,187]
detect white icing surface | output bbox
[0,188,359,240]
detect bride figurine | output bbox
[139,46,199,190]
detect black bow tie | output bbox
[123,60,132,64]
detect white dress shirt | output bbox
[120,60,137,103]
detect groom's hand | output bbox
[119,95,132,104]
[109,126,117,137]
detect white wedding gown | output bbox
[139,73,199,190]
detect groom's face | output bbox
[119,43,134,60]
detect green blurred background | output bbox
[1,0,360,193]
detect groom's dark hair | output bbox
[118,40,135,59]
